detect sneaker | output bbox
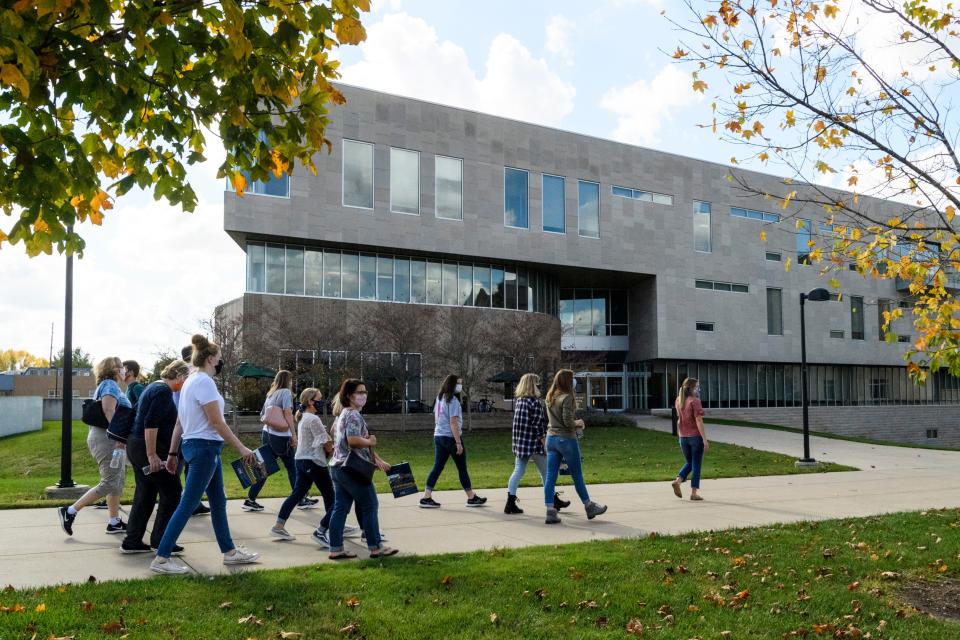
[270,526,296,541]
[545,507,562,525]
[150,556,189,575]
[312,528,330,547]
[419,497,441,509]
[297,497,317,510]
[152,545,185,556]
[93,500,108,509]
[342,524,361,538]
[192,503,211,516]
[106,519,127,534]
[465,495,488,508]
[585,501,608,520]
[223,546,260,565]
[304,496,320,505]
[242,499,264,512]
[119,540,152,554]
[58,506,76,536]
[360,531,389,543]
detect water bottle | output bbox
[110,448,125,469]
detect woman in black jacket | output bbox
[120,360,190,554]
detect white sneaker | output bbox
[150,556,189,575]
[223,546,260,565]
[342,524,360,538]
[270,526,296,541]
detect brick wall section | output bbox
[652,406,960,448]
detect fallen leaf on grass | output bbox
[625,618,644,636]
[280,632,303,639]
[721,632,732,639]
[822,548,834,558]
[80,601,94,611]
[489,612,499,625]
[440,576,453,586]
[100,620,124,635]
[56,587,66,594]
[339,622,360,635]
[345,597,360,609]
[237,614,263,625]
[219,602,232,609]
[881,571,901,580]
[595,616,608,628]
[35,604,45,613]
[847,581,860,591]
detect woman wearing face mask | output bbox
[419,375,487,509]
[326,379,398,560]
[57,356,131,537]
[542,369,607,525]
[149,334,260,574]
[121,359,190,554]
[671,377,709,501]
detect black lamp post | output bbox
[57,234,75,489]
[799,287,830,465]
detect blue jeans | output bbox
[543,435,590,507]
[248,431,297,501]
[677,436,705,489]
[425,436,472,492]
[156,439,234,558]
[328,466,381,552]
[507,454,546,495]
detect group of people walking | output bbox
[56,336,709,574]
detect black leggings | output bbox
[277,460,363,530]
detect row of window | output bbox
[694,279,750,293]
[558,289,630,337]
[246,243,559,314]
[503,168,601,237]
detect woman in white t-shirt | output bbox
[150,334,260,575]
[243,370,300,512]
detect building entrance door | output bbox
[574,371,625,412]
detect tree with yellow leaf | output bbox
[0,0,369,256]
[671,0,960,378]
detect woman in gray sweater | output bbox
[542,369,607,525]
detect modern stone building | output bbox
[220,84,960,444]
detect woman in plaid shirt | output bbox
[504,374,571,514]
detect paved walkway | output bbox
[2,418,959,589]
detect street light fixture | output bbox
[798,287,830,466]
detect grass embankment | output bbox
[1,510,959,638]
[0,421,854,509]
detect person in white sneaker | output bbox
[150,334,260,574]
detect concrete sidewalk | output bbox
[2,420,959,589]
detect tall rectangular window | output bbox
[342,140,374,209]
[877,298,892,341]
[505,269,518,309]
[394,258,410,303]
[265,245,285,294]
[359,254,377,300]
[442,263,458,305]
[851,295,865,340]
[427,261,442,304]
[542,174,565,233]
[578,180,600,238]
[492,267,505,308]
[474,265,491,307]
[341,253,359,299]
[410,260,426,304]
[458,264,473,306]
[304,249,323,296]
[436,156,463,220]
[377,256,394,301]
[797,218,812,264]
[247,244,265,293]
[766,288,783,335]
[323,250,341,298]
[504,167,529,229]
[694,200,712,252]
[390,148,419,215]
[517,268,529,311]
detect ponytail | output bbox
[296,387,320,423]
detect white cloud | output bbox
[545,15,576,66]
[340,13,575,126]
[0,137,245,368]
[600,64,700,146]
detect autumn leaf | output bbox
[824,4,839,18]
[35,603,46,613]
[238,614,263,625]
[101,620,125,634]
[339,622,360,635]
[815,66,827,83]
[785,256,793,273]
[489,612,500,625]
[703,15,718,28]
[219,602,233,609]
[847,175,858,186]
[280,632,304,639]
[760,230,767,242]
[692,79,708,93]
[626,618,645,637]
[440,575,453,586]
[672,48,689,59]
[345,597,360,609]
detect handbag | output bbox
[81,399,109,428]
[342,447,376,485]
[261,403,288,431]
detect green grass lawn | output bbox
[2,509,959,639]
[0,421,854,509]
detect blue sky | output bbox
[0,0,741,368]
